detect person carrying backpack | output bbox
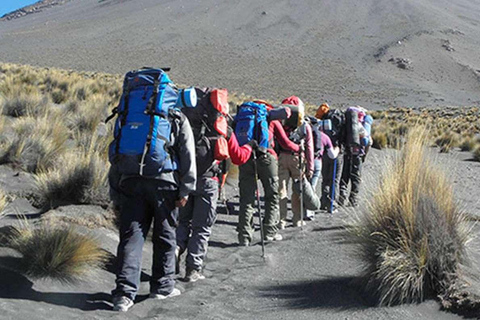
[315,103,346,213]
[307,116,340,190]
[175,88,253,282]
[338,106,373,207]
[234,100,298,246]
[107,68,196,312]
[277,96,315,228]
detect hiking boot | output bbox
[349,198,358,207]
[294,220,307,227]
[327,207,338,214]
[277,220,287,230]
[184,268,206,282]
[264,233,283,241]
[112,296,134,312]
[149,288,181,300]
[238,239,250,247]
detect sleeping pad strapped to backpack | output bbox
[308,116,331,158]
[234,101,270,150]
[323,109,345,148]
[181,88,230,177]
[107,68,185,176]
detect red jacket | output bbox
[228,120,299,165]
[228,133,253,166]
[269,120,299,157]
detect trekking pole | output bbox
[330,158,337,214]
[252,150,266,258]
[299,139,305,229]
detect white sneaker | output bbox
[112,296,134,312]
[149,288,181,300]
[294,221,306,227]
[264,234,283,241]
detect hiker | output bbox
[175,88,253,282]
[315,103,346,213]
[306,115,340,216]
[277,96,314,228]
[338,106,373,207]
[234,100,299,246]
[107,69,196,312]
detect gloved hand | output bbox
[247,139,259,150]
[175,196,189,208]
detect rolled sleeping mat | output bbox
[280,103,305,129]
[347,106,366,123]
[176,87,197,108]
[319,119,332,132]
[268,107,290,121]
[345,108,360,147]
[361,115,373,146]
[292,177,321,211]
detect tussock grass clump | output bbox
[6,222,108,283]
[459,136,477,152]
[0,114,67,173]
[435,132,460,153]
[36,149,110,208]
[2,91,48,117]
[473,145,480,162]
[354,127,469,306]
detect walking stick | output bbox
[330,158,337,214]
[252,149,266,258]
[299,139,305,228]
[251,107,265,258]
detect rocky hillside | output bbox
[0,0,70,21]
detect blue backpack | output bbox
[107,68,181,176]
[234,101,270,149]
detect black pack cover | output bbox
[323,109,345,147]
[308,116,324,157]
[181,88,222,176]
[345,108,360,147]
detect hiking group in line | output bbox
[107,68,373,311]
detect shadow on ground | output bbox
[0,264,112,311]
[259,276,374,311]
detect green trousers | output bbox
[237,151,280,242]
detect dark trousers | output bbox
[339,152,362,204]
[176,176,219,271]
[320,153,343,209]
[112,178,178,301]
[238,152,279,242]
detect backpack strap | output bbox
[115,88,130,155]
[105,107,118,123]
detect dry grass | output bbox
[353,127,470,305]
[473,146,480,162]
[0,113,68,173]
[35,145,110,209]
[0,189,7,216]
[459,136,478,152]
[370,107,480,158]
[5,220,108,283]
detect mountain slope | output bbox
[0,0,480,107]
